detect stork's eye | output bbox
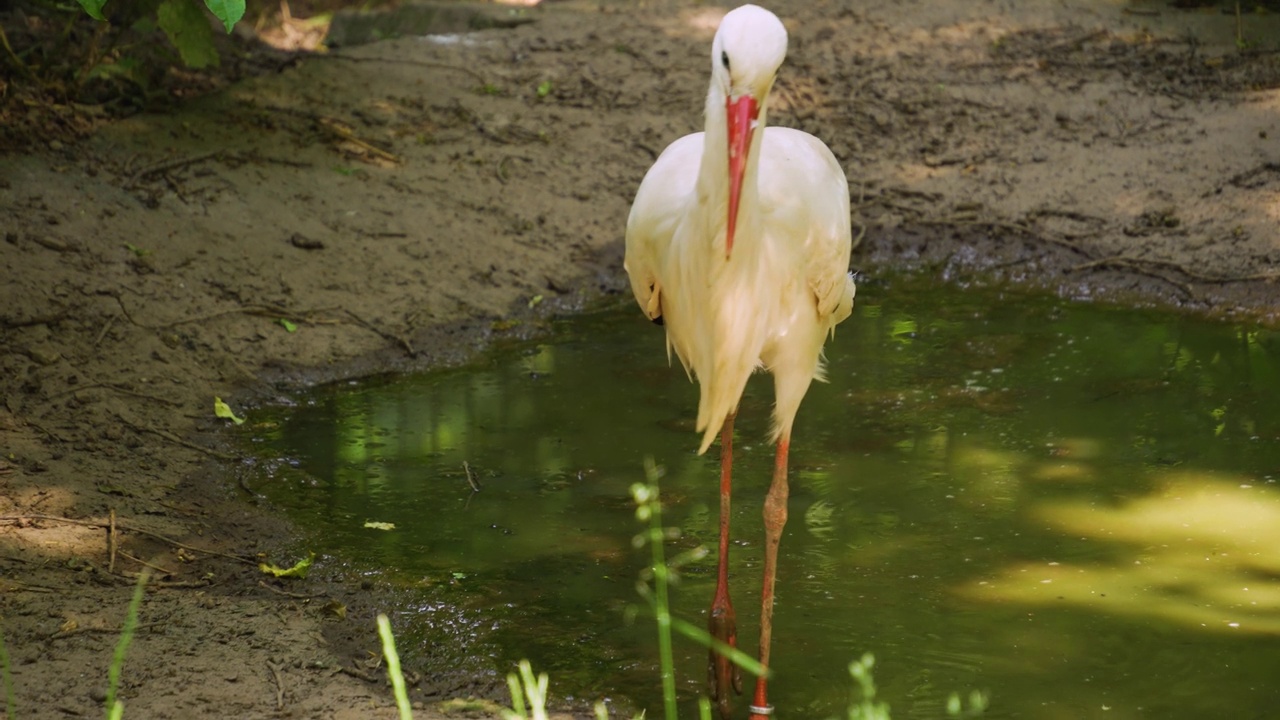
[721,50,730,71]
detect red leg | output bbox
[708,413,741,719]
[750,436,790,720]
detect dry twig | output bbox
[344,309,415,356]
[117,550,175,576]
[0,514,258,566]
[114,413,238,461]
[126,151,223,188]
[50,621,164,641]
[463,461,480,492]
[268,661,286,709]
[258,580,320,599]
[336,665,380,683]
[108,509,118,574]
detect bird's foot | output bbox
[707,604,743,719]
[748,677,773,719]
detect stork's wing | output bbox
[624,133,704,326]
[758,127,855,328]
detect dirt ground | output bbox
[2,0,1279,717]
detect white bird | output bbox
[624,5,856,719]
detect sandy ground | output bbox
[2,0,1279,717]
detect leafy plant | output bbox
[75,0,245,69]
[834,654,890,720]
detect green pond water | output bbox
[245,278,1280,719]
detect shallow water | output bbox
[246,277,1280,719]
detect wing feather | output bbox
[624,133,705,371]
[757,128,856,330]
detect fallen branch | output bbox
[126,151,223,189]
[0,514,258,566]
[114,413,238,461]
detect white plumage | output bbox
[623,5,856,718]
[624,5,854,453]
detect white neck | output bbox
[696,86,769,256]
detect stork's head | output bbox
[711,4,787,258]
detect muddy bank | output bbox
[1,0,1278,717]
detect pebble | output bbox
[26,346,61,366]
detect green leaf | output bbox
[76,0,107,21]
[203,0,245,32]
[157,0,219,69]
[277,318,297,332]
[259,552,315,578]
[363,521,395,531]
[527,294,543,309]
[536,80,553,98]
[213,396,245,425]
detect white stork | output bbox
[624,4,856,718]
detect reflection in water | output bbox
[247,278,1280,719]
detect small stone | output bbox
[26,346,61,366]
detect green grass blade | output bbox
[506,671,527,719]
[105,571,149,720]
[376,614,413,720]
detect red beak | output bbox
[725,94,759,259]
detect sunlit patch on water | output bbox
[243,276,1280,719]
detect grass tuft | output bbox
[502,659,550,720]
